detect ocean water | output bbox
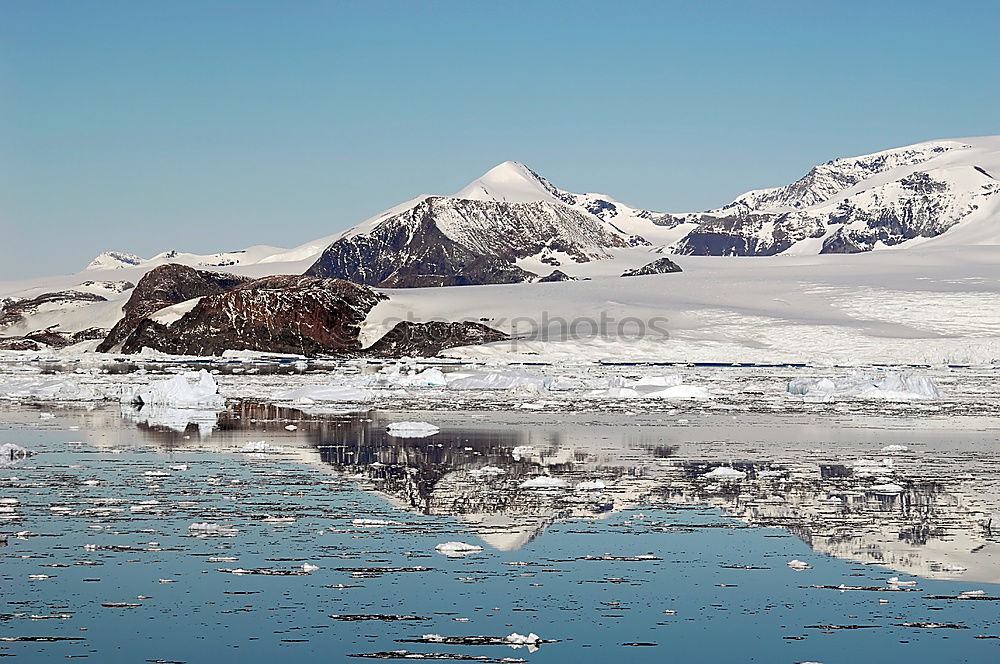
[2,404,998,663]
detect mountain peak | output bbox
[454,161,562,204]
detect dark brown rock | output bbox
[118,274,386,356]
[621,257,683,277]
[98,264,249,351]
[0,291,108,329]
[364,320,508,358]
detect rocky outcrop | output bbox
[536,270,576,283]
[0,290,108,329]
[673,141,1000,256]
[98,264,249,352]
[621,257,683,277]
[306,195,632,288]
[365,321,508,358]
[117,274,386,356]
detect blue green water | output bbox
[2,422,999,663]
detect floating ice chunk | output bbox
[787,559,812,570]
[276,384,376,403]
[646,385,711,400]
[575,479,607,491]
[468,466,506,479]
[187,522,238,536]
[1,443,33,467]
[302,563,319,572]
[240,441,285,455]
[435,541,484,557]
[703,467,747,480]
[511,445,535,461]
[887,577,917,586]
[386,421,440,438]
[519,476,568,489]
[122,370,225,409]
[871,483,904,494]
[880,445,909,453]
[447,370,549,391]
[380,367,448,387]
[284,424,298,431]
[506,632,542,646]
[352,518,398,527]
[787,371,941,400]
[633,375,684,387]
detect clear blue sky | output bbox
[2,0,998,279]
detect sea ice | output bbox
[519,476,568,489]
[787,371,941,400]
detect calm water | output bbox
[2,404,999,663]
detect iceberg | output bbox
[122,370,225,409]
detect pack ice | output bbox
[787,371,941,400]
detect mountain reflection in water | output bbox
[113,401,1000,582]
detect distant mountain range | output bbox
[82,136,1000,288]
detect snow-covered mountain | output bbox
[305,161,675,287]
[673,137,1000,255]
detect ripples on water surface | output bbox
[1,403,999,662]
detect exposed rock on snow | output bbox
[121,370,225,409]
[537,269,577,282]
[306,192,633,288]
[620,256,683,277]
[99,263,249,352]
[673,139,1000,255]
[117,274,385,357]
[787,371,941,400]
[365,320,507,358]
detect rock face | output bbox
[117,274,386,356]
[672,140,1000,255]
[365,321,508,358]
[536,269,577,283]
[0,290,108,329]
[621,257,683,277]
[98,264,249,352]
[306,194,633,287]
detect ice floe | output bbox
[435,541,484,557]
[788,371,941,400]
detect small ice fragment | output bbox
[435,541,484,557]
[703,467,746,480]
[787,560,812,570]
[519,476,567,489]
[284,424,298,431]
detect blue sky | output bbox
[2,0,998,279]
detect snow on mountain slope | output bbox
[673,137,1000,255]
[303,164,671,287]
